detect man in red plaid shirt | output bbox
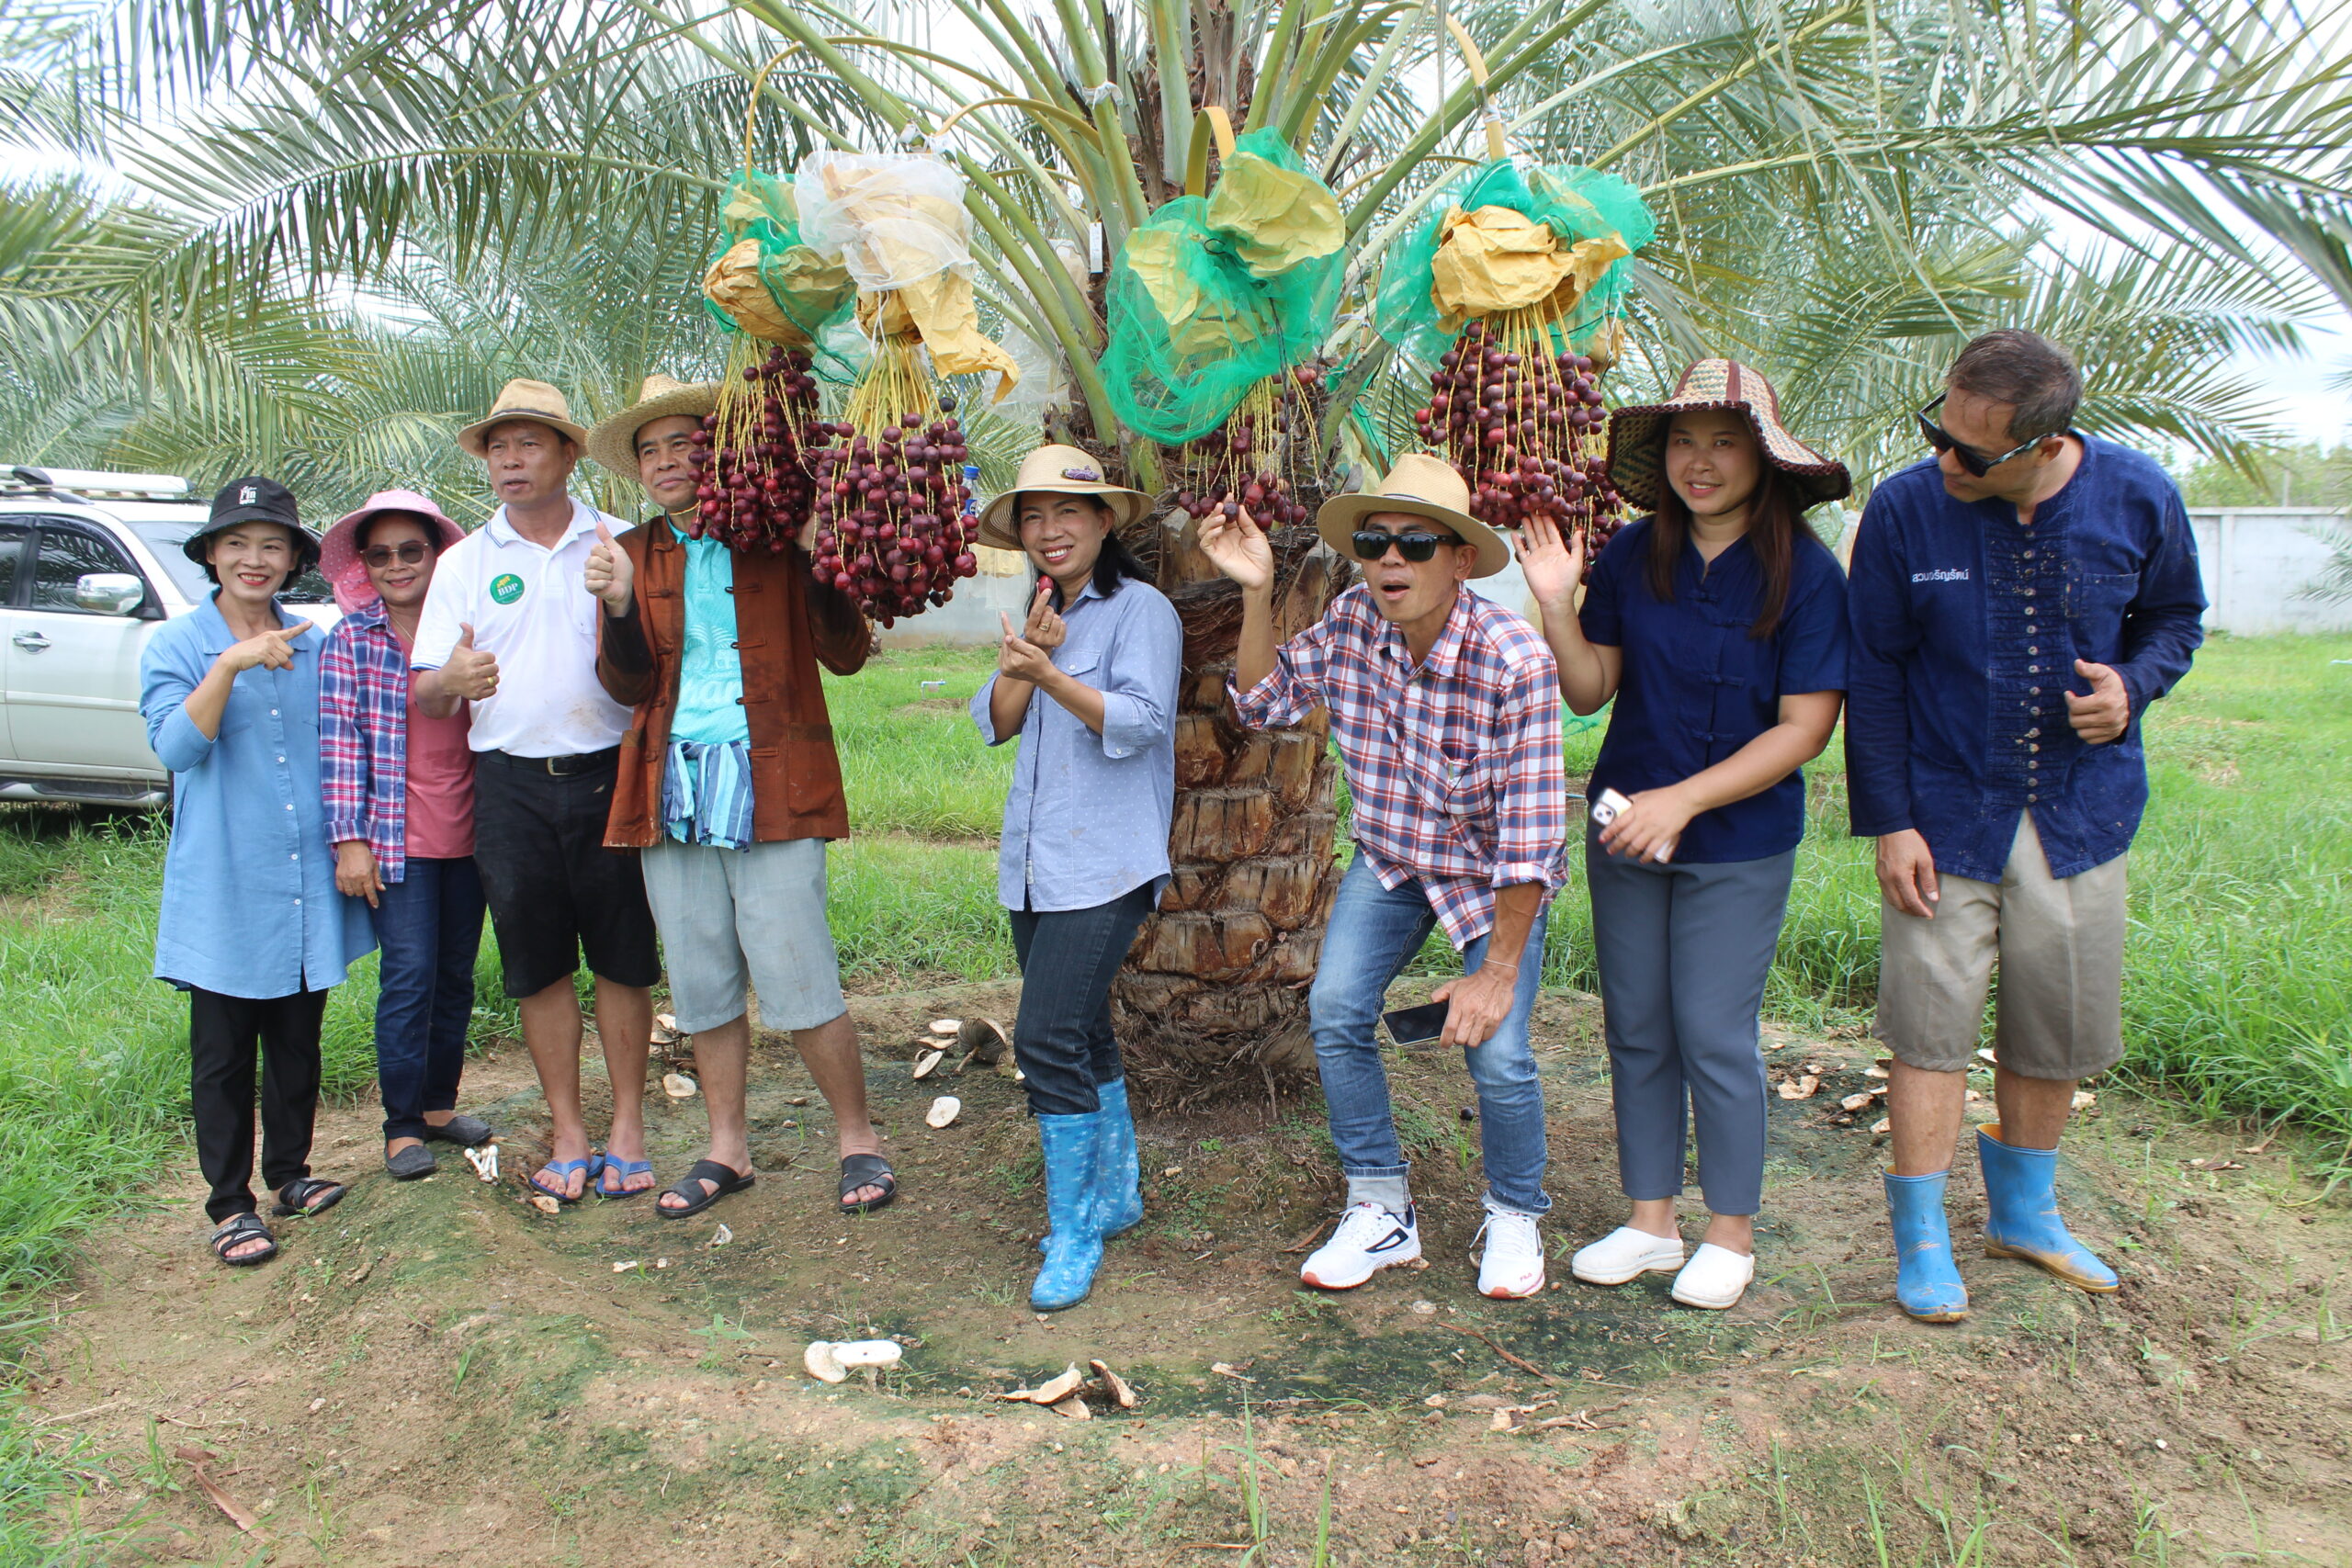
[1204,454,1568,1301]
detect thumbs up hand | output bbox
[585,518,633,614]
[443,621,501,700]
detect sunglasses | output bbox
[1350,529,1459,563]
[1915,394,2048,478]
[361,541,434,567]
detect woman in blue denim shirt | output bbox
[1521,361,1851,1313]
[969,445,1182,1313]
[139,478,373,1268]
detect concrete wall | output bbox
[2187,509,2352,635]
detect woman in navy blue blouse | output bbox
[1520,360,1852,1312]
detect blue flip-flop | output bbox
[596,1154,656,1201]
[528,1154,604,1205]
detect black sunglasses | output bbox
[1915,393,2048,478]
[362,541,433,566]
[1351,528,1458,563]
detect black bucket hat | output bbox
[183,476,322,574]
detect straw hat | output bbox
[976,445,1152,550]
[1604,359,1850,512]
[586,374,720,477]
[456,378,590,457]
[319,490,467,612]
[1314,453,1508,579]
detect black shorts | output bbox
[472,749,661,998]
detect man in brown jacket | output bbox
[583,375,895,1216]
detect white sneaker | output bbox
[1300,1202,1421,1290]
[1668,1242,1755,1310]
[1475,1211,1547,1300]
[1570,1225,1685,1286]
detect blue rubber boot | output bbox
[1031,1113,1105,1313]
[1093,1078,1143,1239]
[1884,1169,1970,1323]
[1978,1124,2119,1293]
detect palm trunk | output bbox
[1110,505,1353,1108]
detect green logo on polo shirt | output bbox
[489,572,525,605]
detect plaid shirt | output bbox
[319,601,418,881]
[1231,583,1568,948]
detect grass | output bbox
[0,635,2348,1550]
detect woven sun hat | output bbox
[1604,359,1850,513]
[586,373,720,477]
[319,490,467,612]
[456,378,590,457]
[1314,452,1509,579]
[976,444,1153,551]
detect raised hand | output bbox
[584,519,633,613]
[1021,578,1067,650]
[216,619,312,676]
[1198,504,1272,592]
[2065,659,2130,744]
[997,611,1057,686]
[441,622,501,701]
[1516,512,1586,613]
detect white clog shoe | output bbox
[1570,1225,1684,1286]
[1668,1242,1755,1310]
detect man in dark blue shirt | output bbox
[1847,330,2204,1324]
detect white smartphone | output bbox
[1589,788,1633,829]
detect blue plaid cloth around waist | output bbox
[661,739,755,850]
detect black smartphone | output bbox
[1382,1000,1451,1046]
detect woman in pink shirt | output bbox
[319,491,493,1179]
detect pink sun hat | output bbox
[319,490,468,611]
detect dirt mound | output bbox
[22,981,2352,1565]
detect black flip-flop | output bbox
[272,1177,347,1218]
[839,1154,898,1215]
[658,1159,754,1220]
[210,1213,278,1268]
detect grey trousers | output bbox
[1586,837,1796,1216]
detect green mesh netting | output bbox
[1374,160,1655,364]
[702,170,857,372]
[1102,129,1346,445]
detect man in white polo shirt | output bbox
[413,378,662,1204]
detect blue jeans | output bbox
[1307,854,1552,1216]
[372,855,487,1142]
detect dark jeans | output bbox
[188,987,328,1224]
[373,854,487,1142]
[1007,882,1159,1117]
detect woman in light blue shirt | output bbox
[139,478,373,1268]
[969,445,1182,1313]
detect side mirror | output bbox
[74,572,146,615]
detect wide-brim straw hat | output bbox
[1314,452,1509,579]
[319,490,468,613]
[456,378,590,457]
[976,444,1153,551]
[586,373,720,477]
[1605,359,1850,513]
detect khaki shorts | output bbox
[1874,812,2127,1080]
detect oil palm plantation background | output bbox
[5,0,2349,1086]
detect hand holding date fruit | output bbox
[2066,659,2130,744]
[584,519,634,615]
[1198,504,1273,592]
[1020,578,1067,650]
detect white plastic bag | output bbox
[795,151,973,291]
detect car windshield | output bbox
[126,519,334,604]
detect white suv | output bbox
[0,467,339,808]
